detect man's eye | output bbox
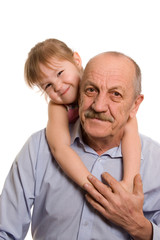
[86,87,96,93]
[113,91,121,97]
[57,70,64,77]
[110,91,123,102]
[85,87,97,96]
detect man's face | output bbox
[79,53,141,142]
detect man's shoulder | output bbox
[29,128,46,142]
[23,128,48,153]
[140,133,160,156]
[140,134,160,196]
[140,133,160,146]
[16,128,51,169]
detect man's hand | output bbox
[83,173,152,240]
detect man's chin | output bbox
[83,119,112,137]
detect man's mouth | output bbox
[84,109,114,123]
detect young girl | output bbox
[24,38,141,192]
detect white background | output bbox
[0,0,160,239]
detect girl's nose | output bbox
[54,81,62,93]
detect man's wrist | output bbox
[130,217,153,240]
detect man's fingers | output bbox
[85,194,108,217]
[83,181,109,206]
[101,172,122,194]
[86,174,113,197]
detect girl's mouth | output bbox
[61,86,70,96]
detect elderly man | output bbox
[0,52,160,240]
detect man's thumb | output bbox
[133,174,143,195]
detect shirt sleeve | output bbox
[0,132,40,239]
[152,222,160,240]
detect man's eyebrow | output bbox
[83,82,125,91]
[109,86,125,91]
[83,81,97,87]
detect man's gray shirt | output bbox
[0,120,160,239]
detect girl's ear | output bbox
[73,52,82,69]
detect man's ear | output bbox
[130,94,144,118]
[73,52,82,69]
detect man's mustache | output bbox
[84,109,115,122]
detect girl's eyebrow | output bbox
[39,82,48,89]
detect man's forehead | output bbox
[85,53,135,73]
[83,55,135,85]
[84,68,126,78]
[83,68,133,86]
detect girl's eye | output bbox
[45,83,52,90]
[57,70,64,77]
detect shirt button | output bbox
[84,221,88,226]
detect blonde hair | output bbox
[24,38,79,88]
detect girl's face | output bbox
[39,53,82,105]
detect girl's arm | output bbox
[121,117,141,192]
[46,101,90,188]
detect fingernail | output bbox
[88,174,93,180]
[137,174,142,182]
[85,194,89,200]
[83,183,89,188]
[102,172,107,177]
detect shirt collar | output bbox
[70,119,82,144]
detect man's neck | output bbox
[82,130,123,155]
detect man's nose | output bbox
[92,94,109,112]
